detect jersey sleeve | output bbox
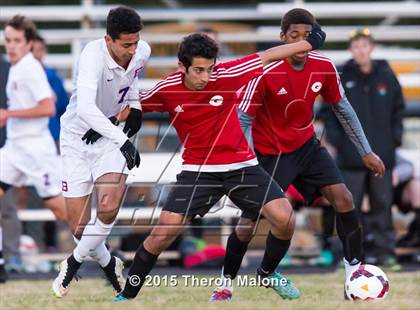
[237,74,265,117]
[320,61,343,105]
[140,80,168,113]
[26,61,52,102]
[76,43,128,147]
[213,53,263,89]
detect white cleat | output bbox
[51,259,71,298]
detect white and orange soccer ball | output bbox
[345,264,390,301]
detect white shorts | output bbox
[0,136,62,198]
[60,128,129,198]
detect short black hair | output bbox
[177,33,219,70]
[106,6,143,40]
[281,8,315,33]
[6,15,37,42]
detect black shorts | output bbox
[162,165,284,219]
[256,135,344,205]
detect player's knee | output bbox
[148,234,176,253]
[334,188,354,212]
[271,200,295,238]
[97,197,120,218]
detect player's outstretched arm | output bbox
[331,93,385,177]
[0,98,55,127]
[258,23,326,66]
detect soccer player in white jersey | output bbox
[0,16,68,238]
[51,6,150,297]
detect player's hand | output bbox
[306,23,326,50]
[120,140,141,170]
[0,109,9,127]
[81,116,119,144]
[362,152,385,177]
[123,108,142,138]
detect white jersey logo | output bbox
[174,105,184,113]
[311,81,322,93]
[209,95,224,106]
[277,87,288,95]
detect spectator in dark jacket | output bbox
[321,29,405,268]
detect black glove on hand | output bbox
[82,116,119,144]
[123,108,143,138]
[306,23,326,51]
[120,140,140,170]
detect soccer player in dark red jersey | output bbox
[216,8,385,298]
[107,25,326,301]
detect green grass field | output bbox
[1,271,419,310]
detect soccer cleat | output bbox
[263,272,300,300]
[113,294,129,302]
[209,288,232,301]
[51,255,81,298]
[102,256,125,293]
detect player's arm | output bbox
[0,98,55,126]
[0,61,56,127]
[258,23,326,66]
[331,92,385,177]
[76,45,128,147]
[237,75,265,148]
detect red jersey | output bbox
[238,51,342,155]
[141,54,263,172]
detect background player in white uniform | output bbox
[0,16,68,245]
[52,6,150,297]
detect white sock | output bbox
[73,218,114,264]
[0,226,4,265]
[220,268,233,291]
[344,258,361,279]
[73,236,111,267]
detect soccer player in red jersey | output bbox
[223,8,385,296]
[108,25,326,301]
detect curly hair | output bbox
[106,6,143,40]
[177,33,219,70]
[6,15,38,42]
[281,8,315,33]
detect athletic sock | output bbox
[336,209,363,264]
[222,231,250,282]
[63,254,82,288]
[73,218,114,263]
[121,244,158,299]
[259,231,291,275]
[72,236,111,267]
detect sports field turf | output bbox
[1,271,419,310]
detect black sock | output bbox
[222,231,250,279]
[121,244,158,299]
[259,231,291,275]
[336,209,363,263]
[321,205,335,250]
[0,250,4,265]
[63,255,82,288]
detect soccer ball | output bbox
[345,264,389,301]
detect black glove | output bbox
[120,140,140,170]
[81,116,119,144]
[306,23,326,50]
[123,108,142,138]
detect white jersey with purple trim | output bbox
[61,38,150,147]
[6,52,52,140]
